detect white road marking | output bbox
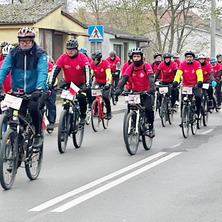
[170,143,182,148]
[29,152,166,212]
[51,152,182,212]
[201,129,214,135]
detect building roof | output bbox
[104,26,149,42]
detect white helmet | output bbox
[198,52,207,59]
[2,44,14,56]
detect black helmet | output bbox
[163,53,172,59]
[131,48,143,56]
[154,52,162,59]
[0,41,10,47]
[66,39,78,49]
[184,50,195,58]
[216,54,222,59]
[91,50,102,60]
[109,51,116,57]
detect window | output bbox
[113,44,122,62]
[91,42,102,53]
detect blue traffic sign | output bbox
[88,25,104,42]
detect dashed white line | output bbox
[201,129,214,135]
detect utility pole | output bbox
[210,0,216,57]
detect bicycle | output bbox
[91,87,109,132]
[57,83,84,153]
[123,91,153,155]
[0,93,44,190]
[181,86,198,138]
[158,84,174,127]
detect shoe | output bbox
[107,112,112,120]
[179,123,182,127]
[148,128,155,138]
[80,116,86,125]
[33,134,43,148]
[47,123,54,131]
[217,105,221,109]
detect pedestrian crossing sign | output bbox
[88,25,104,42]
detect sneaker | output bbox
[107,112,112,120]
[47,123,54,131]
[33,134,43,148]
[148,128,155,138]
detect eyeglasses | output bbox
[19,40,32,45]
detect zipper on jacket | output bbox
[24,54,27,93]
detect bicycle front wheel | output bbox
[181,105,189,138]
[203,99,209,126]
[85,105,91,125]
[58,110,70,153]
[25,139,43,180]
[160,98,167,127]
[72,112,84,148]
[91,100,100,132]
[123,112,139,155]
[191,112,198,135]
[102,101,109,129]
[0,129,17,190]
[142,134,153,150]
[111,86,117,106]
[0,113,9,140]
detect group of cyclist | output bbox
[0,26,222,150]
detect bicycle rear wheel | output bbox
[91,100,100,132]
[0,129,17,190]
[142,134,153,150]
[123,112,139,155]
[85,105,91,125]
[25,135,43,181]
[72,112,84,148]
[58,110,70,153]
[111,86,117,106]
[181,105,189,138]
[102,101,109,129]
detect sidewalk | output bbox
[55,95,126,124]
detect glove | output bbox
[172,81,178,88]
[31,90,42,101]
[115,88,122,96]
[197,81,203,88]
[104,83,110,90]
[212,80,217,87]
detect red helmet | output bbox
[17,27,35,38]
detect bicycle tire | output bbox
[160,97,167,127]
[142,134,153,150]
[191,112,198,135]
[91,100,100,132]
[0,129,17,190]
[85,105,91,125]
[25,140,43,180]
[123,111,139,155]
[181,105,189,138]
[203,99,208,126]
[102,101,109,129]
[0,113,9,140]
[58,110,70,153]
[111,84,117,106]
[72,112,84,148]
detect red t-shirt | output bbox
[106,56,121,72]
[121,61,132,89]
[178,60,202,86]
[150,62,161,79]
[124,63,153,92]
[0,60,11,93]
[91,59,111,84]
[56,52,89,85]
[157,61,177,82]
[212,63,221,80]
[201,62,214,82]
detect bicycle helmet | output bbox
[184,50,195,58]
[163,53,172,59]
[0,41,10,47]
[210,57,217,63]
[109,51,116,57]
[131,48,143,56]
[216,54,222,59]
[197,52,207,59]
[2,45,14,56]
[128,49,133,58]
[154,52,162,59]
[91,50,102,60]
[17,27,35,38]
[66,39,78,49]
[173,52,180,58]
[79,47,87,54]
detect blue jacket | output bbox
[0,43,48,93]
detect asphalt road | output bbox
[1,107,222,222]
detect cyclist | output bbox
[0,41,10,62]
[197,52,217,108]
[0,27,48,147]
[150,52,162,80]
[173,50,203,119]
[79,47,92,65]
[91,50,112,119]
[209,57,222,108]
[172,52,181,69]
[216,54,222,64]
[49,39,90,125]
[155,53,178,109]
[106,51,121,89]
[115,48,155,137]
